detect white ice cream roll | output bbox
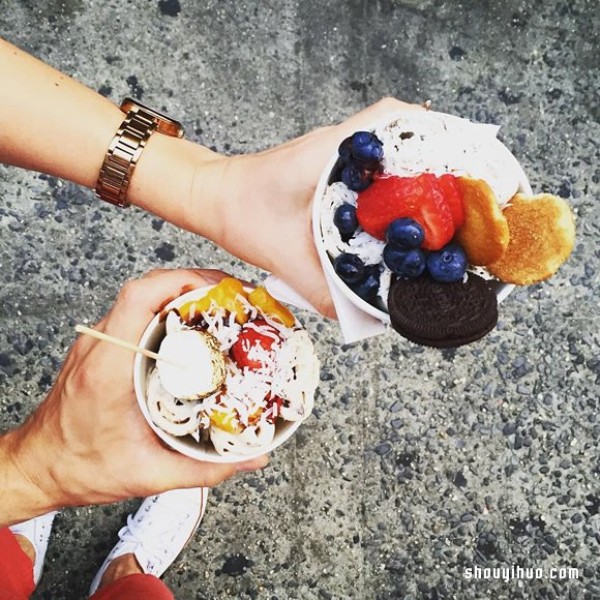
[210,420,276,456]
[374,111,522,203]
[157,329,226,400]
[272,330,320,421]
[146,369,200,437]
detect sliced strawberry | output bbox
[356,175,421,240]
[416,174,456,250]
[230,319,280,370]
[265,394,284,423]
[356,174,455,250]
[438,174,464,228]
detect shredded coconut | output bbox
[467,265,497,281]
[374,111,520,203]
[319,183,384,264]
[377,268,393,310]
[317,110,522,317]
[146,292,319,456]
[200,306,241,351]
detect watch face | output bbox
[120,97,184,138]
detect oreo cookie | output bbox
[387,274,498,348]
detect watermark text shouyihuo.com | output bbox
[464,565,579,582]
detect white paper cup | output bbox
[133,285,304,464]
[311,112,532,323]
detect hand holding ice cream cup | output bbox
[312,109,576,347]
[134,276,320,463]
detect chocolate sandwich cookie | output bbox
[388,274,498,348]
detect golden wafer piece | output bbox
[488,193,575,285]
[455,178,510,266]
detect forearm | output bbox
[0,37,227,240]
[0,429,59,528]
[0,37,123,187]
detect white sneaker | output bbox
[9,510,59,585]
[88,487,208,597]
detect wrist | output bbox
[0,428,62,527]
[126,131,230,240]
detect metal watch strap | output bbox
[95,108,158,208]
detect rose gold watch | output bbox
[95,97,184,208]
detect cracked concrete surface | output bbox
[0,1,598,598]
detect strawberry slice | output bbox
[356,174,455,250]
[265,394,284,423]
[438,174,464,228]
[230,319,281,370]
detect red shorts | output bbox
[0,528,174,600]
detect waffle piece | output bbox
[455,178,509,266]
[488,193,575,285]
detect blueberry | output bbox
[351,131,384,165]
[350,268,380,302]
[383,244,426,278]
[386,218,425,249]
[333,203,358,236]
[427,243,467,282]
[341,163,372,191]
[333,253,366,285]
[365,262,384,276]
[338,137,354,162]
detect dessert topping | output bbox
[356,173,456,250]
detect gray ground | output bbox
[0,1,598,599]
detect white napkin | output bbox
[264,274,387,344]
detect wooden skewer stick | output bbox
[75,324,180,366]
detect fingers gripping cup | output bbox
[134,278,320,463]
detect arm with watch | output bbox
[0,37,423,528]
[0,37,422,317]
